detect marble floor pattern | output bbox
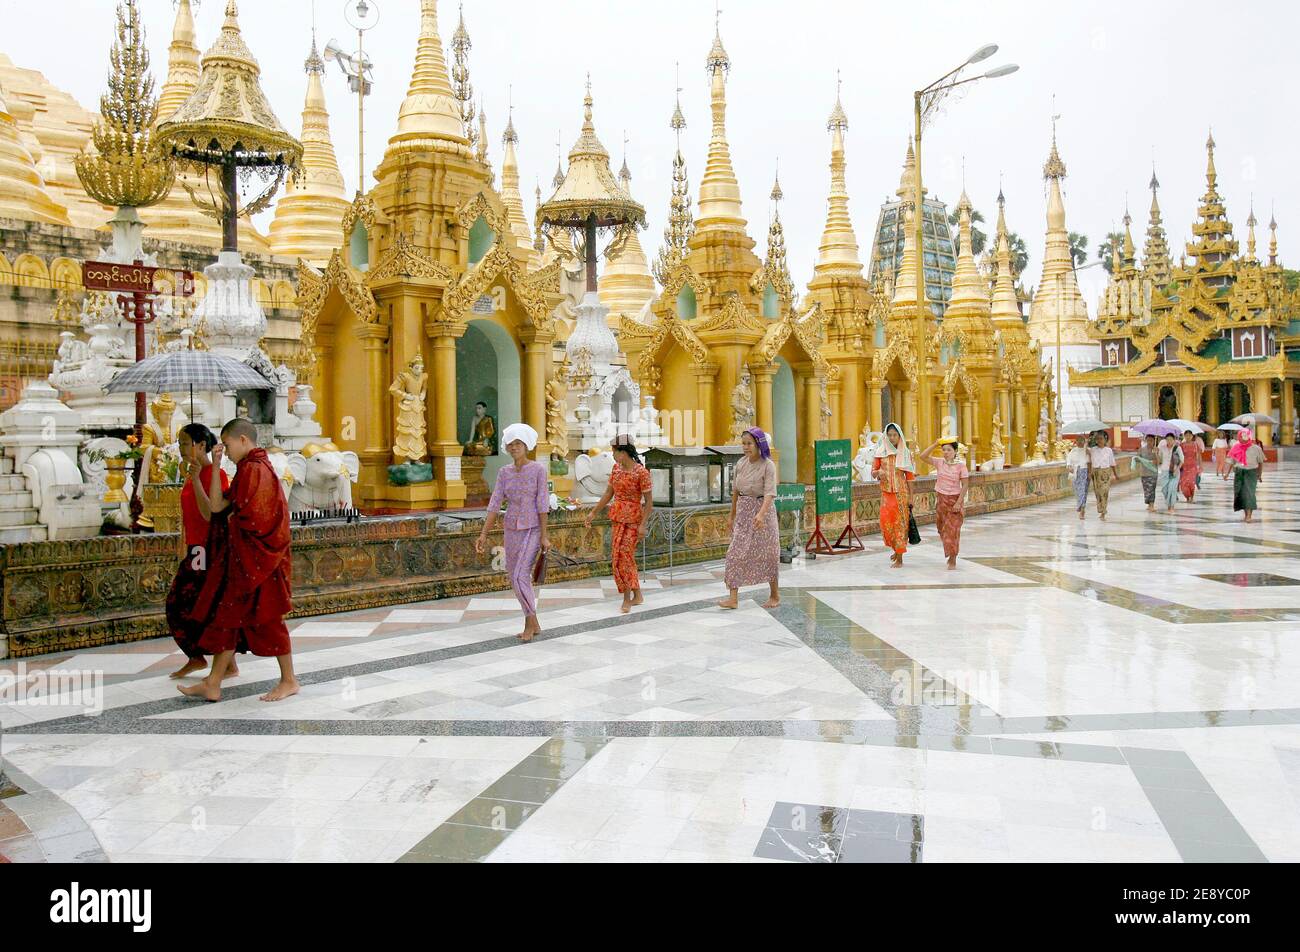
[2,461,1299,862]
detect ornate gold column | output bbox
[750,363,775,439]
[801,369,822,484]
[1206,382,1221,427]
[1253,378,1274,444]
[694,363,718,446]
[1282,381,1296,446]
[866,379,882,436]
[1177,381,1196,423]
[354,323,391,505]
[520,331,553,461]
[1012,388,1027,465]
[425,324,468,508]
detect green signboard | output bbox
[814,439,853,514]
[775,483,806,514]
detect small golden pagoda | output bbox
[1073,133,1299,445]
[298,0,564,510]
[266,37,349,265]
[805,84,884,457]
[598,154,657,326]
[620,21,830,483]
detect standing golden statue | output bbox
[545,378,569,460]
[389,355,428,463]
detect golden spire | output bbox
[552,130,565,189]
[1142,165,1172,285]
[75,0,174,209]
[1183,130,1237,266]
[156,0,200,122]
[1121,207,1136,268]
[890,203,919,306]
[947,192,986,309]
[391,0,468,152]
[600,143,656,320]
[990,190,1019,325]
[499,92,535,261]
[1026,117,1089,349]
[896,138,922,203]
[267,32,349,265]
[764,167,789,284]
[451,3,477,152]
[1039,123,1073,281]
[1204,130,1218,196]
[1246,202,1258,262]
[814,76,862,275]
[1269,210,1278,267]
[696,16,745,232]
[476,102,490,170]
[0,80,71,224]
[654,76,694,283]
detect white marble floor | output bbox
[3,461,1299,863]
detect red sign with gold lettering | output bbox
[81,261,195,297]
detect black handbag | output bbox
[907,506,922,545]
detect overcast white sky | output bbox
[6,0,1299,304]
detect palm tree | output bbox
[948,207,987,256]
[1006,232,1029,278]
[1096,231,1125,272]
[1068,232,1089,268]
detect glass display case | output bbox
[644,447,712,507]
[705,445,744,503]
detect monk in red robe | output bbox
[179,418,299,703]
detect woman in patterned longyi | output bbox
[586,440,653,614]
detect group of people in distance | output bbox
[1070,425,1266,523]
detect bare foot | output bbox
[1078,511,1085,520]
[620,600,632,614]
[259,679,300,702]
[222,664,240,680]
[169,658,207,679]
[947,556,957,570]
[178,679,221,702]
[889,558,903,569]
[761,597,780,609]
[717,598,738,610]
[629,592,644,608]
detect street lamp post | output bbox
[325,0,379,196]
[912,46,1017,448]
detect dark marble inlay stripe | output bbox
[397,734,609,863]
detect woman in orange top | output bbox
[167,423,235,680]
[872,422,916,567]
[586,440,653,614]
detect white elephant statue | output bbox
[286,442,360,511]
[852,430,883,482]
[573,450,615,503]
[216,449,294,500]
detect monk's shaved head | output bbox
[221,418,258,443]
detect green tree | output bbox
[1096,232,1125,273]
[1006,232,1029,278]
[948,206,987,256]
[1283,269,1300,293]
[1068,232,1089,268]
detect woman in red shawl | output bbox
[1178,430,1202,502]
[179,418,298,703]
[873,423,915,567]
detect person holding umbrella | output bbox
[1212,429,1232,477]
[1133,434,1160,513]
[1065,435,1091,520]
[1179,429,1203,502]
[1157,432,1184,513]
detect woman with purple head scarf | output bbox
[719,427,780,610]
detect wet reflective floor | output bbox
[2,462,1299,862]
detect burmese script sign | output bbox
[813,439,852,514]
[774,483,806,514]
[82,261,195,297]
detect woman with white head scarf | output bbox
[475,422,550,641]
[873,422,915,567]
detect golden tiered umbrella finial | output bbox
[75,0,175,210]
[157,0,303,251]
[537,80,647,293]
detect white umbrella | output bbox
[1216,422,1245,432]
[1060,419,1108,435]
[1168,419,1211,435]
[1231,412,1279,427]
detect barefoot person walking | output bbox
[586,439,653,614]
[873,422,915,566]
[1089,431,1119,521]
[180,419,298,703]
[1066,435,1091,520]
[719,428,780,610]
[1224,427,1266,523]
[476,423,551,641]
[922,436,969,569]
[167,423,238,681]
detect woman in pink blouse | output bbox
[476,423,551,642]
[922,436,970,569]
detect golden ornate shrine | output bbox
[1072,134,1299,445]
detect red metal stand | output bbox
[805,509,864,555]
